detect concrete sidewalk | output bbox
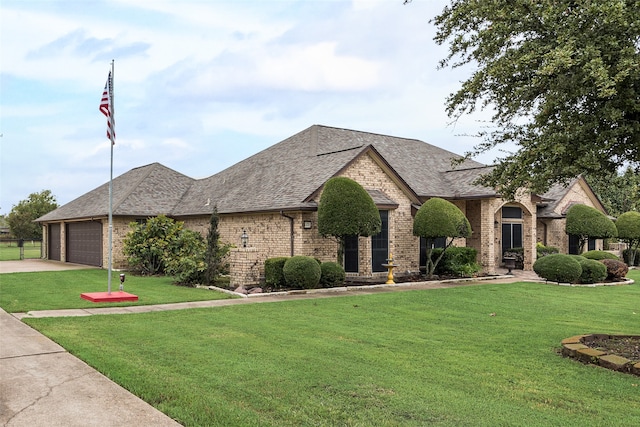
[0,308,181,427]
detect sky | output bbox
[0,0,496,214]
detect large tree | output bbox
[413,197,472,278]
[7,190,58,240]
[585,167,640,216]
[317,176,382,266]
[432,0,640,199]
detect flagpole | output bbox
[107,59,115,294]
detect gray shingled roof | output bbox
[37,163,194,221]
[536,177,585,219]
[37,125,499,221]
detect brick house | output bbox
[36,125,608,285]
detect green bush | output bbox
[582,250,619,261]
[574,257,607,284]
[164,229,207,286]
[536,243,559,258]
[283,256,321,289]
[622,248,640,266]
[319,262,346,288]
[264,257,289,290]
[600,259,629,280]
[533,254,582,283]
[431,247,479,276]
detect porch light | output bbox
[241,229,249,248]
[303,220,312,229]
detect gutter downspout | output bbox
[280,211,295,256]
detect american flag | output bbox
[99,72,115,143]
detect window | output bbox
[344,235,359,273]
[502,206,523,219]
[371,211,389,273]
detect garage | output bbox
[66,221,103,266]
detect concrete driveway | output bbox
[0,259,97,274]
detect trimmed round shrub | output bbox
[575,257,607,284]
[600,259,629,280]
[283,256,321,289]
[319,262,346,288]
[533,254,582,283]
[264,257,289,290]
[582,250,619,261]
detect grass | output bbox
[0,241,42,260]
[23,270,640,426]
[0,269,234,312]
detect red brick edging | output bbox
[561,334,640,376]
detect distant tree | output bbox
[7,190,58,240]
[565,204,617,253]
[204,206,231,285]
[317,176,382,266]
[586,167,640,216]
[413,197,472,278]
[616,211,640,266]
[432,0,640,199]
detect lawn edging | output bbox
[561,334,640,376]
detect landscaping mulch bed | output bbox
[585,335,640,363]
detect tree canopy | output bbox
[7,190,58,240]
[317,176,381,265]
[413,197,472,277]
[432,0,640,199]
[565,204,617,253]
[585,167,640,216]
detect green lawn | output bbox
[0,269,234,312]
[24,270,640,426]
[0,241,42,260]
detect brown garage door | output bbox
[48,223,61,261]
[66,221,102,266]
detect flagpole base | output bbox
[80,291,138,303]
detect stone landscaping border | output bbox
[561,334,640,376]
